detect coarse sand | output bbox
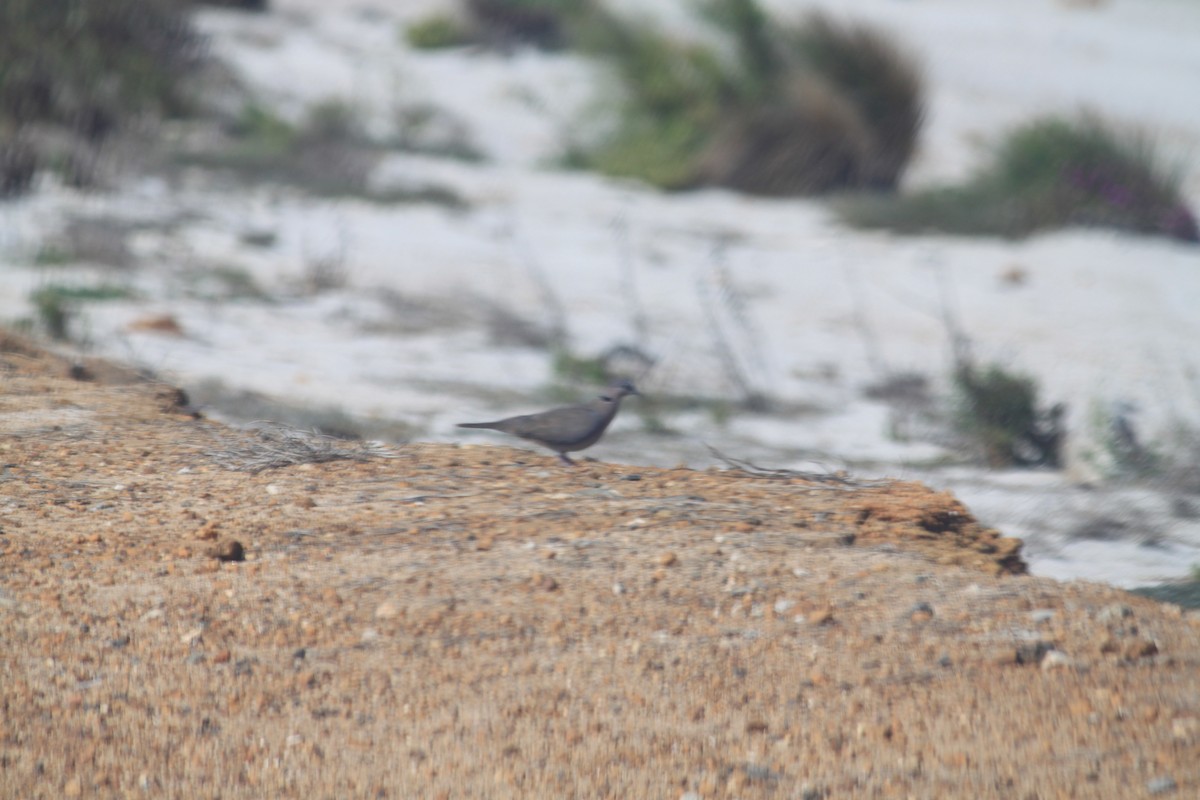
[1,331,1197,799]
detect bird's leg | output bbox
[557,453,576,467]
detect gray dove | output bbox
[457,380,639,465]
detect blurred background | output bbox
[1,0,1199,594]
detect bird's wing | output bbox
[505,405,602,446]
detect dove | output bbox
[457,380,639,465]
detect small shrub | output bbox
[953,361,1063,467]
[465,0,589,50]
[0,137,38,197]
[188,98,401,201]
[405,13,473,50]
[0,0,204,136]
[574,0,923,195]
[393,104,484,161]
[1080,400,1160,480]
[552,349,610,385]
[842,115,1199,243]
[0,0,204,195]
[697,75,870,195]
[1130,569,1200,609]
[194,0,268,10]
[227,102,295,158]
[299,98,366,146]
[188,265,271,302]
[30,283,136,340]
[784,12,923,189]
[572,21,738,188]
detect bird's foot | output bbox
[557,453,576,467]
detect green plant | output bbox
[571,21,735,188]
[195,265,271,302]
[466,0,592,49]
[0,0,203,136]
[299,98,366,146]
[953,361,1062,467]
[0,137,37,197]
[32,244,74,266]
[0,0,204,194]
[696,75,870,195]
[698,0,781,101]
[29,283,135,340]
[228,102,296,157]
[841,114,1198,243]
[404,13,473,50]
[1130,568,1200,609]
[784,13,923,189]
[551,349,610,385]
[572,1,922,195]
[184,98,472,204]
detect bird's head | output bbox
[601,379,640,402]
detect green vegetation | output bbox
[465,0,588,49]
[30,283,137,340]
[181,98,467,207]
[406,0,590,51]
[227,102,296,159]
[574,22,732,189]
[406,0,920,194]
[0,0,204,194]
[840,115,1199,243]
[1131,565,1200,609]
[953,361,1063,467]
[573,2,923,194]
[405,13,473,50]
[784,12,923,189]
[551,349,610,385]
[1081,403,1200,494]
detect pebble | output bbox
[1098,604,1133,624]
[1030,609,1056,624]
[1015,641,1055,666]
[909,602,934,623]
[210,540,245,562]
[1123,638,1159,660]
[807,609,835,626]
[374,600,403,620]
[1146,776,1176,794]
[1040,650,1073,670]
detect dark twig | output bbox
[706,445,892,487]
[205,421,399,474]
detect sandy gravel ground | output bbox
[1,331,1197,799]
